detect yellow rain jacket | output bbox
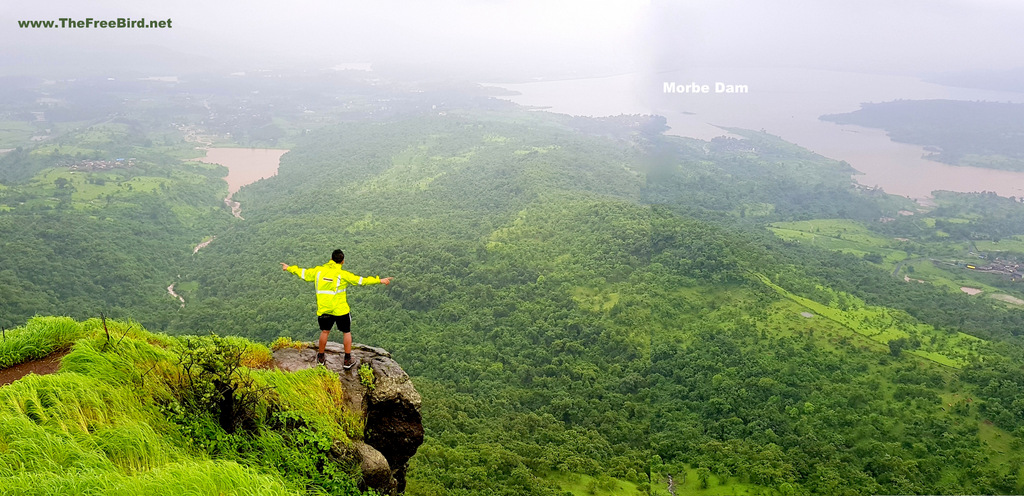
[287,260,382,316]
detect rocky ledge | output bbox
[273,342,424,495]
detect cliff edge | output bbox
[273,342,424,495]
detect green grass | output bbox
[543,470,645,496]
[363,145,480,193]
[10,165,221,212]
[770,219,912,269]
[975,235,1024,255]
[31,168,128,202]
[649,467,763,495]
[253,367,362,441]
[24,123,144,158]
[911,261,1013,297]
[738,202,775,218]
[0,459,297,495]
[0,316,87,369]
[176,281,200,293]
[990,293,1024,307]
[936,392,1019,468]
[759,298,886,353]
[122,176,168,194]
[0,327,198,490]
[903,261,966,292]
[0,120,38,148]
[978,420,1016,465]
[909,349,964,368]
[30,144,103,157]
[0,317,366,496]
[771,218,1021,305]
[72,123,131,147]
[753,273,981,368]
[957,153,1024,172]
[572,287,620,313]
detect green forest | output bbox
[3,76,1024,495]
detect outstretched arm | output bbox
[281,263,315,281]
[340,271,392,286]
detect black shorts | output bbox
[317,313,351,333]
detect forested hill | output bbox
[821,100,1024,171]
[4,94,1024,494]
[157,110,1024,494]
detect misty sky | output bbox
[2,0,1023,78]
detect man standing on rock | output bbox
[281,249,391,369]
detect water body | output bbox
[195,147,288,220]
[493,68,1024,201]
[195,147,288,196]
[168,148,287,305]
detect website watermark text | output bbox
[18,18,173,29]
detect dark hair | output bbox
[331,249,345,264]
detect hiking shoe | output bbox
[316,353,326,366]
[343,356,355,370]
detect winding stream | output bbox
[169,148,287,307]
[167,284,185,308]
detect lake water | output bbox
[195,147,288,196]
[493,68,1024,201]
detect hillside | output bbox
[4,79,1024,495]
[0,316,420,496]
[165,111,1024,494]
[0,122,234,330]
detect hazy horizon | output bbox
[2,0,1023,82]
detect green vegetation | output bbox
[0,316,87,368]
[543,470,646,496]
[0,120,38,148]
[359,364,376,391]
[752,273,981,368]
[4,76,1024,495]
[0,122,232,330]
[0,317,369,495]
[976,235,1024,255]
[770,218,913,269]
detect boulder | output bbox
[273,342,423,495]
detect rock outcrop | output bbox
[273,342,423,495]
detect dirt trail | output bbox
[0,350,69,386]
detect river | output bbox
[169,147,287,307]
[194,147,288,220]
[492,67,1024,201]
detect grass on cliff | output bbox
[0,316,369,496]
[0,316,89,369]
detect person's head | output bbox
[331,249,345,264]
